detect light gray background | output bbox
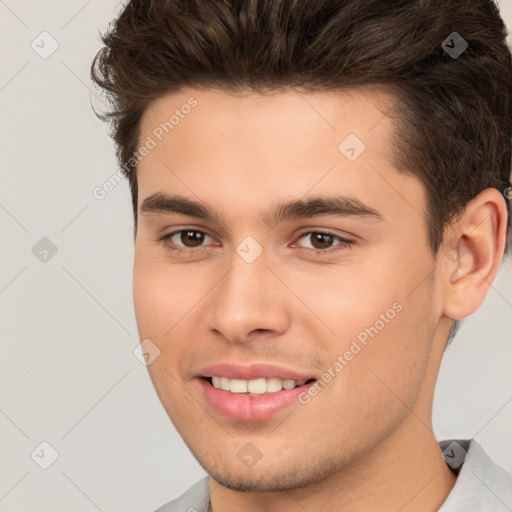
[1,1,511,511]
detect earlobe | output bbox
[442,189,508,320]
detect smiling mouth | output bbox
[203,376,316,395]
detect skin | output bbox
[132,86,508,512]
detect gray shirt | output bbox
[155,439,512,511]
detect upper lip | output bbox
[199,362,316,381]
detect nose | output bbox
[205,250,291,344]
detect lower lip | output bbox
[199,378,314,421]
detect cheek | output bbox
[336,283,435,422]
[312,304,434,456]
[133,252,198,336]
[132,254,214,386]
[282,259,405,350]
[297,251,435,408]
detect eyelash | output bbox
[157,229,354,256]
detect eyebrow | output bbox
[140,192,384,226]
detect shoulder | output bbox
[154,477,210,512]
[439,439,512,511]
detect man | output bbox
[91,0,512,510]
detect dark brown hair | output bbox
[91,0,512,252]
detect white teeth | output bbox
[220,377,230,391]
[209,376,309,394]
[229,379,248,393]
[282,379,296,390]
[247,378,266,394]
[266,378,283,393]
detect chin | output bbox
[196,452,343,493]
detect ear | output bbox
[442,188,508,320]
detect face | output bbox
[133,87,446,491]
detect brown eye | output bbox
[180,230,205,247]
[159,229,215,252]
[295,231,354,253]
[309,233,334,249]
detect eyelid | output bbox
[157,227,354,254]
[291,229,354,250]
[160,228,217,251]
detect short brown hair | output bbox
[91,0,512,251]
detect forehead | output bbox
[136,86,425,226]
[139,86,397,151]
